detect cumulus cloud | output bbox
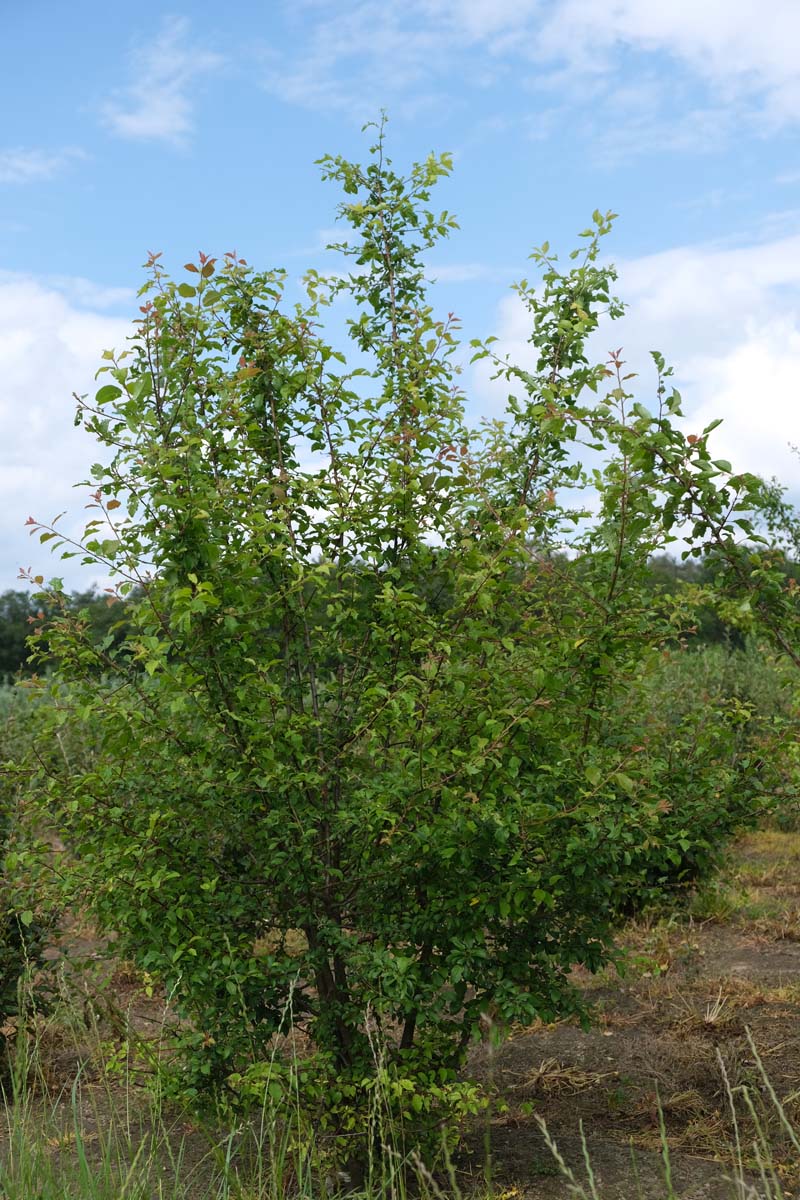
[473,231,800,494]
[615,236,800,486]
[0,275,132,589]
[102,16,223,146]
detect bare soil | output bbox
[462,829,800,1197]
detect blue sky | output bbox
[3,0,800,590]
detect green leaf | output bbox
[96,384,122,405]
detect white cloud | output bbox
[262,3,443,116]
[102,16,223,145]
[42,277,136,310]
[529,1,800,155]
[0,274,132,589]
[0,147,85,185]
[265,0,800,153]
[688,324,800,486]
[615,236,800,486]
[474,231,800,493]
[536,1,800,127]
[0,271,135,311]
[261,0,549,116]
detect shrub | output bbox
[25,124,775,1156]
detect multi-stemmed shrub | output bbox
[22,123,783,1158]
